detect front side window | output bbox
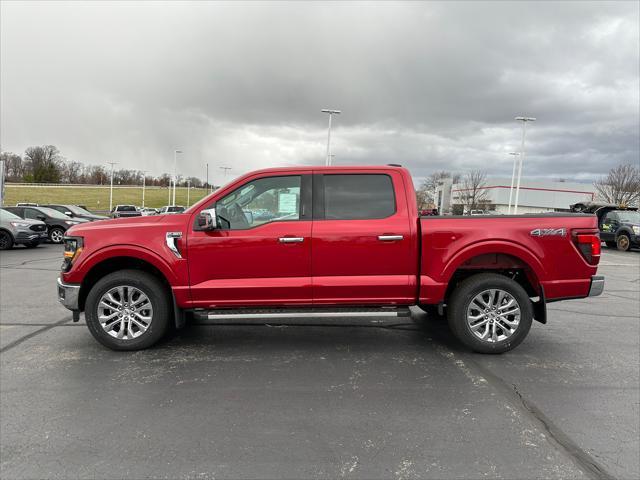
[216,175,301,230]
[24,208,42,220]
[323,174,396,220]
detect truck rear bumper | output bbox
[588,275,605,297]
[57,278,80,310]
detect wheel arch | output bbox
[441,243,546,323]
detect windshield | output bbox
[618,211,640,223]
[37,207,71,219]
[0,209,21,220]
[67,205,93,215]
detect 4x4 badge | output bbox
[530,228,566,237]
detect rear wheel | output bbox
[85,270,171,351]
[49,227,65,244]
[447,273,533,354]
[605,241,617,248]
[616,234,630,252]
[0,231,14,250]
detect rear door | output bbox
[311,170,415,305]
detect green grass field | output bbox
[3,185,210,213]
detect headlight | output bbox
[10,222,30,228]
[64,220,79,225]
[633,226,640,235]
[62,237,84,272]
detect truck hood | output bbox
[66,214,177,235]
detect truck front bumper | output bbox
[588,275,605,297]
[57,278,80,310]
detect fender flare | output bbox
[76,244,180,286]
[441,240,547,286]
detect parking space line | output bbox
[0,317,71,354]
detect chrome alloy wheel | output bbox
[97,285,153,340]
[50,229,64,243]
[466,289,521,343]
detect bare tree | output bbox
[1,152,24,182]
[594,164,640,206]
[458,169,489,214]
[416,170,461,207]
[23,145,64,183]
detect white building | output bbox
[445,178,595,214]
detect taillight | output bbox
[573,232,600,265]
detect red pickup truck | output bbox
[57,165,604,353]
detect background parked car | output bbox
[0,208,48,250]
[111,205,142,218]
[3,206,88,244]
[571,202,640,251]
[158,205,185,214]
[42,204,108,222]
[139,207,159,216]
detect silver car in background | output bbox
[0,208,48,250]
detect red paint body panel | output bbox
[62,165,600,312]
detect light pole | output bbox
[206,163,209,193]
[321,109,341,166]
[107,162,118,212]
[172,149,183,206]
[0,155,5,208]
[141,170,148,208]
[507,152,520,214]
[219,166,231,181]
[513,117,536,214]
[187,178,191,206]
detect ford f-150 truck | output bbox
[57,165,604,353]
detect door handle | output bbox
[378,235,404,241]
[279,237,304,243]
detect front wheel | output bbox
[616,234,631,252]
[49,227,65,244]
[85,270,171,350]
[447,273,533,354]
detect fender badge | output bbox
[530,228,566,237]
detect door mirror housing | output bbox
[37,215,47,221]
[197,208,217,231]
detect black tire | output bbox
[24,241,40,248]
[616,234,631,252]
[447,273,533,354]
[49,227,65,244]
[605,241,617,249]
[85,270,171,351]
[0,230,14,250]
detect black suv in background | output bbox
[571,202,640,251]
[3,206,89,244]
[41,204,108,222]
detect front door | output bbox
[600,211,618,243]
[311,171,417,305]
[187,174,313,308]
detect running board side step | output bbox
[192,306,411,322]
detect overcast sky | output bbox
[1,1,638,185]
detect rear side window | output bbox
[323,174,396,220]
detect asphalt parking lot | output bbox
[0,244,638,479]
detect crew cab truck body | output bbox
[58,166,604,353]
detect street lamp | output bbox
[321,109,341,166]
[141,170,148,208]
[172,149,183,206]
[219,166,231,180]
[107,162,118,212]
[507,152,520,214]
[513,117,536,214]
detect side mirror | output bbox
[64,211,73,216]
[197,208,217,231]
[37,215,46,221]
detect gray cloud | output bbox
[1,1,638,186]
